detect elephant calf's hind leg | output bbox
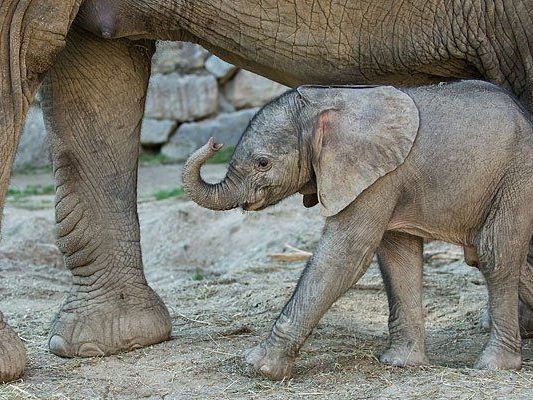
[473,195,532,369]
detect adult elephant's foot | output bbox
[480,301,533,339]
[474,342,521,370]
[380,344,429,367]
[245,340,295,381]
[48,284,171,357]
[0,312,26,383]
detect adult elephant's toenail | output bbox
[78,342,105,357]
[48,335,73,358]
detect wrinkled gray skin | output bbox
[4,0,533,382]
[183,80,533,380]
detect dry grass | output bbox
[1,167,532,399]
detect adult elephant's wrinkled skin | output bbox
[2,0,533,382]
[0,0,83,382]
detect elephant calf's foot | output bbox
[245,341,295,381]
[380,344,429,367]
[0,313,26,382]
[474,344,522,370]
[48,284,171,357]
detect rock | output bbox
[151,42,209,73]
[205,55,237,82]
[218,93,236,114]
[14,106,50,171]
[161,108,259,161]
[145,73,219,121]
[224,70,289,109]
[141,119,177,146]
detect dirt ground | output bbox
[1,164,532,400]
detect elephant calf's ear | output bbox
[311,86,419,217]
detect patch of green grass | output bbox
[15,164,53,175]
[191,268,205,281]
[139,152,171,166]
[153,186,186,200]
[7,184,55,199]
[205,146,235,164]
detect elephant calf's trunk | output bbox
[182,138,239,211]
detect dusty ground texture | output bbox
[0,164,532,400]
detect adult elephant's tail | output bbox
[0,0,81,226]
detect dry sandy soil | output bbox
[0,164,532,399]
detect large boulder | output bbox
[151,42,209,73]
[161,108,258,161]
[205,55,237,82]
[145,74,219,121]
[224,70,289,109]
[140,119,177,146]
[14,106,50,171]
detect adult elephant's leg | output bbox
[0,10,28,381]
[527,236,533,265]
[41,28,171,357]
[0,0,81,380]
[0,312,26,383]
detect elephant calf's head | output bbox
[182,86,419,216]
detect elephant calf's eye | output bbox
[255,156,271,171]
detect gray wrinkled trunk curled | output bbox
[182,138,240,210]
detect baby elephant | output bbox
[182,80,533,380]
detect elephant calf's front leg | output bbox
[42,28,171,357]
[377,232,428,366]
[246,202,392,380]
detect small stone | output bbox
[161,108,259,161]
[14,106,50,171]
[140,119,177,146]
[151,42,209,73]
[145,73,219,121]
[224,70,289,109]
[205,55,237,82]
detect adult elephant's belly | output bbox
[75,0,481,88]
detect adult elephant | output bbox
[2,0,533,382]
[0,0,83,382]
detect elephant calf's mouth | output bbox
[242,198,267,211]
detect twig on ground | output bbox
[268,244,313,262]
[176,312,210,325]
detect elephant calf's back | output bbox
[395,81,533,240]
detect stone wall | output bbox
[14,41,289,171]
